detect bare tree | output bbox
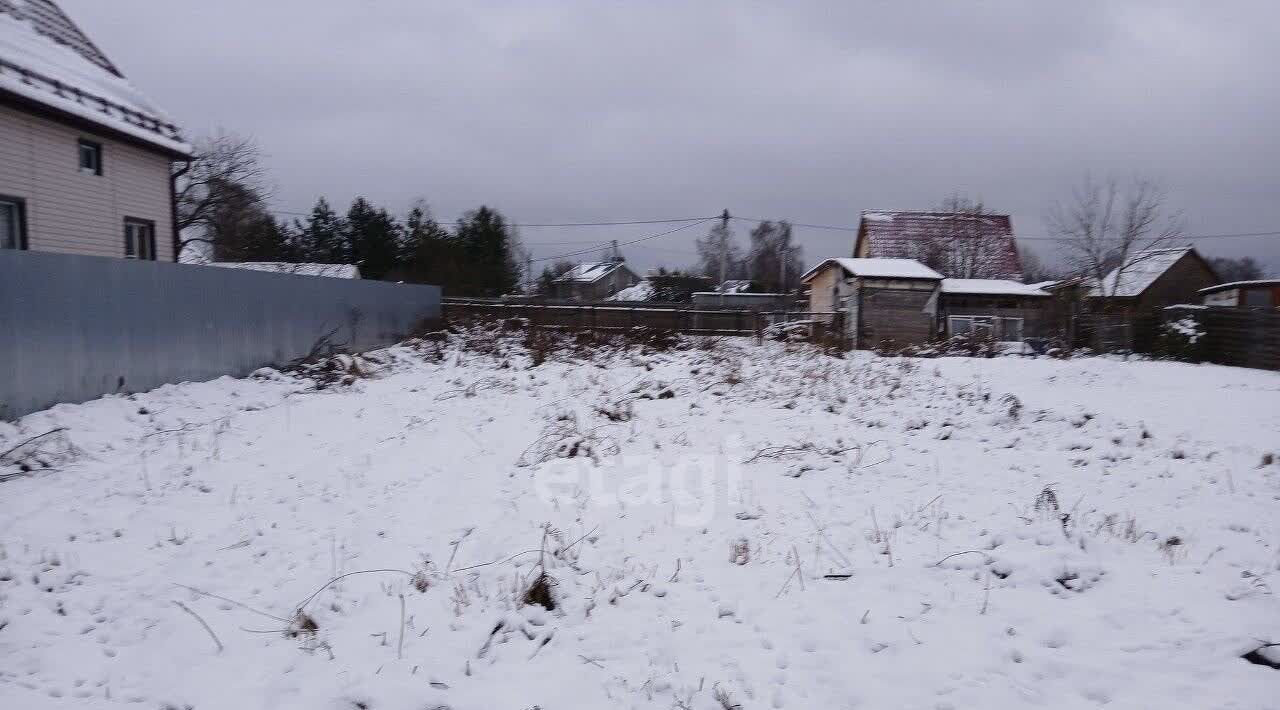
[1018,245,1061,284]
[172,131,269,260]
[1046,175,1183,298]
[910,195,1012,278]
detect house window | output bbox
[124,218,156,260]
[78,139,103,175]
[948,315,1025,342]
[0,196,25,250]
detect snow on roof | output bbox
[801,257,943,282]
[1198,279,1280,294]
[555,261,626,283]
[1090,247,1194,298]
[856,210,1023,280]
[609,280,654,301]
[941,279,1050,296]
[0,1,190,155]
[716,279,754,294]
[208,262,361,279]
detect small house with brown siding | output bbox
[551,260,641,301]
[1088,247,1219,314]
[802,257,943,350]
[1199,280,1280,309]
[939,279,1051,343]
[0,0,190,261]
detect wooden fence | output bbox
[1164,306,1280,370]
[1073,313,1160,353]
[443,299,845,339]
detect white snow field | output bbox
[2,330,1278,709]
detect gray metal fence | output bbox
[0,250,441,418]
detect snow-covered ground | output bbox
[2,331,1278,709]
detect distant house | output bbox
[551,260,641,301]
[645,272,715,302]
[802,257,943,349]
[1,0,191,261]
[1199,280,1280,309]
[1087,247,1219,314]
[208,262,361,279]
[690,291,797,311]
[939,279,1051,343]
[854,210,1023,280]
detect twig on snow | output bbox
[0,427,68,461]
[174,583,288,622]
[173,600,224,653]
[295,569,413,611]
[933,550,993,567]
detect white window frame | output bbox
[78,139,103,176]
[124,218,156,260]
[1,198,21,250]
[948,315,1025,342]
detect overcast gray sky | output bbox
[64,0,1280,274]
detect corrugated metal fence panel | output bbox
[0,250,440,418]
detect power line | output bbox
[529,218,715,264]
[728,216,1280,242]
[269,206,1280,245]
[271,208,715,229]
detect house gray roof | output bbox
[941,279,1050,297]
[0,0,189,155]
[1198,279,1280,295]
[1090,247,1195,298]
[801,257,943,282]
[555,261,629,284]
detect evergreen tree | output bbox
[399,201,458,285]
[454,206,521,296]
[535,260,576,297]
[346,197,402,280]
[297,197,347,264]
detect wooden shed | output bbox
[1200,280,1280,309]
[802,257,943,349]
[939,279,1051,343]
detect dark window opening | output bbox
[124,218,156,260]
[0,196,26,250]
[78,139,103,175]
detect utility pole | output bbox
[525,255,533,294]
[779,241,786,294]
[719,209,730,305]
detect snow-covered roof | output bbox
[208,262,361,279]
[801,257,943,282]
[1198,279,1280,294]
[609,280,654,301]
[0,1,190,156]
[555,261,627,284]
[1090,247,1195,298]
[941,279,1050,297]
[716,279,755,294]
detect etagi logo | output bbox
[532,440,745,527]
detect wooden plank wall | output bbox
[1165,306,1280,370]
[443,300,845,339]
